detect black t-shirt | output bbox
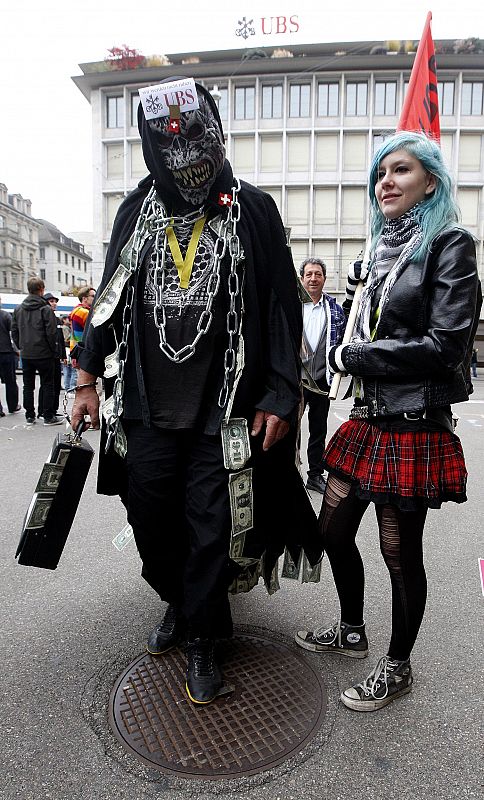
[140,222,228,429]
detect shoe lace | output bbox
[358,655,401,699]
[313,620,340,645]
[188,640,215,677]
[157,605,177,634]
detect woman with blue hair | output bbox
[296,131,481,712]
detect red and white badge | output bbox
[218,192,233,207]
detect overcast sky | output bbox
[0,0,481,235]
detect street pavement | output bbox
[1,376,482,800]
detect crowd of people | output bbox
[5,76,481,715]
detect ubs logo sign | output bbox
[235,15,300,40]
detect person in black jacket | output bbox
[0,299,20,416]
[38,293,67,417]
[71,78,320,705]
[11,277,63,425]
[296,131,481,712]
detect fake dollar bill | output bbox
[281,548,303,579]
[34,463,64,494]
[228,468,253,536]
[112,523,134,551]
[301,554,322,584]
[90,263,132,328]
[104,347,120,379]
[221,418,251,470]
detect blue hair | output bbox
[369,132,460,261]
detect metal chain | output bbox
[218,180,242,408]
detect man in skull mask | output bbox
[72,78,320,705]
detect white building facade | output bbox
[73,41,484,294]
[37,220,93,296]
[0,183,40,293]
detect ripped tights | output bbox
[319,474,428,661]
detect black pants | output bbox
[320,475,428,662]
[0,352,19,413]
[21,357,56,421]
[38,360,62,416]
[303,385,330,477]
[125,422,234,639]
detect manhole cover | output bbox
[108,631,327,779]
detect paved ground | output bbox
[1,376,483,800]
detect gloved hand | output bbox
[344,257,370,312]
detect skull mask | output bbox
[148,92,225,206]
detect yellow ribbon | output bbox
[166,215,207,290]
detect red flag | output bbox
[397,11,440,142]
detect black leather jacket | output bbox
[342,229,482,416]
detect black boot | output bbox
[185,638,222,704]
[146,604,181,655]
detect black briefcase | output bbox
[15,423,94,570]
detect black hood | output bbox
[137,78,231,212]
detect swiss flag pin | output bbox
[169,118,180,133]
[218,192,233,207]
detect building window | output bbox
[78,258,81,269]
[65,272,68,284]
[346,82,368,116]
[372,132,394,155]
[343,133,367,171]
[374,82,396,115]
[130,142,146,178]
[438,81,455,115]
[72,274,75,284]
[318,83,339,117]
[218,87,228,121]
[106,142,124,178]
[39,247,45,259]
[12,273,18,289]
[131,92,140,126]
[459,134,483,171]
[1,242,5,257]
[57,249,61,262]
[40,269,46,280]
[58,270,61,282]
[232,137,254,173]
[461,82,484,115]
[287,135,310,171]
[260,135,283,172]
[0,215,4,228]
[234,86,255,120]
[261,85,283,118]
[84,262,87,272]
[107,95,125,129]
[2,272,7,287]
[64,253,68,264]
[289,84,311,117]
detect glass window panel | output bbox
[264,187,282,211]
[374,82,396,115]
[286,189,310,225]
[131,93,140,126]
[232,137,254,172]
[287,135,310,171]
[340,240,366,276]
[260,136,283,172]
[459,135,482,171]
[106,143,124,178]
[343,134,367,171]
[318,83,339,116]
[438,82,454,115]
[341,187,366,224]
[457,189,480,226]
[130,142,146,177]
[107,95,124,129]
[346,82,367,116]
[262,85,283,118]
[218,88,228,121]
[234,86,255,120]
[314,188,337,224]
[372,132,393,156]
[462,82,484,115]
[106,194,124,230]
[289,84,311,117]
[315,134,339,171]
[313,240,337,277]
[290,240,310,268]
[440,133,453,169]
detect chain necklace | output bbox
[105,179,243,454]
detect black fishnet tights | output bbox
[319,474,428,661]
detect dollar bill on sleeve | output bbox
[90,264,131,328]
[112,523,135,551]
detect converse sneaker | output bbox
[340,655,413,712]
[295,620,368,658]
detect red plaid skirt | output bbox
[324,419,467,509]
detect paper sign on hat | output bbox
[138,78,199,121]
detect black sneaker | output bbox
[26,417,36,425]
[341,656,413,712]
[185,638,222,704]
[295,620,368,658]
[43,416,64,426]
[0,411,5,418]
[305,474,327,494]
[146,604,181,655]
